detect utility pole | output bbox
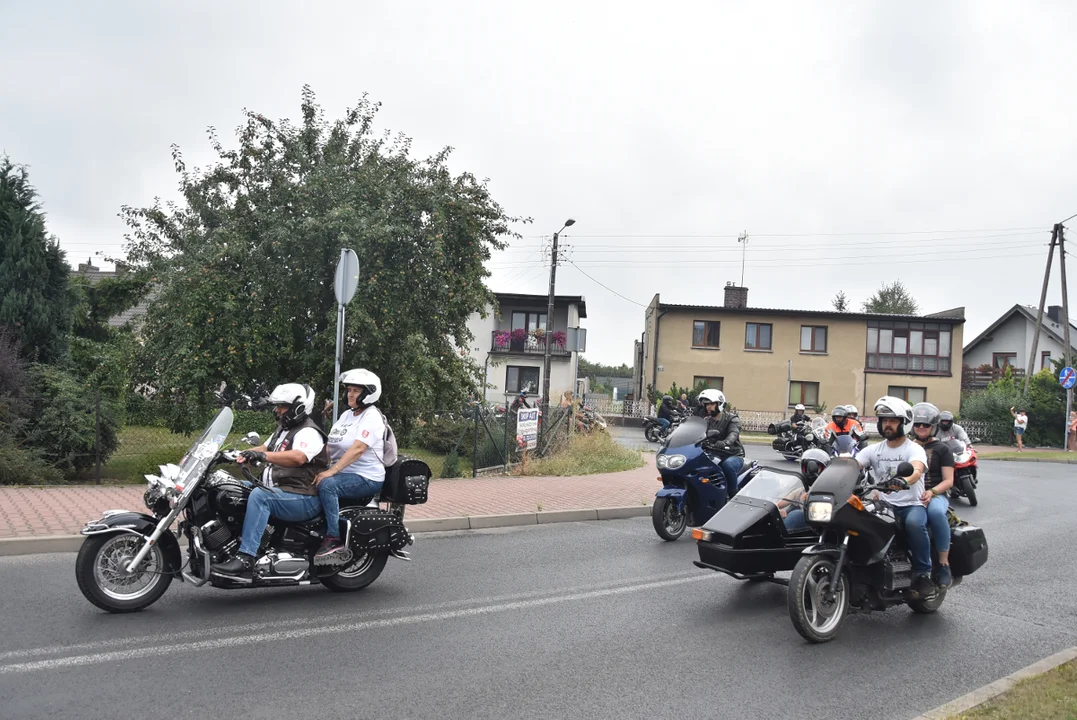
[541,219,575,437]
[1058,224,1072,450]
[1024,225,1059,396]
[737,231,749,287]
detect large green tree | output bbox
[862,280,919,315]
[0,157,75,363]
[121,87,523,432]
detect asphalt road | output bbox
[1,460,1075,720]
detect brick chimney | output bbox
[724,282,748,309]
[1048,305,1064,324]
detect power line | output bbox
[528,226,1046,240]
[494,237,1045,256]
[565,260,647,307]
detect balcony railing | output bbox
[491,330,570,356]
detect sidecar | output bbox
[691,465,817,585]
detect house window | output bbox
[744,323,772,350]
[1042,351,1052,370]
[693,320,721,348]
[866,320,953,375]
[506,366,540,394]
[693,376,724,390]
[800,326,828,353]
[992,353,1017,369]
[888,386,927,404]
[789,381,820,407]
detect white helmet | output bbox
[339,368,382,405]
[697,389,726,415]
[873,395,913,437]
[794,403,806,412]
[267,383,316,428]
[846,405,859,419]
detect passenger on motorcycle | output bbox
[698,389,746,495]
[935,411,971,445]
[910,402,955,588]
[657,395,677,432]
[780,448,830,532]
[312,369,387,564]
[212,383,329,579]
[855,395,933,597]
[790,403,811,426]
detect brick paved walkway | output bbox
[0,455,658,539]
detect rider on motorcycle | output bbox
[780,448,830,532]
[910,402,955,589]
[825,405,852,436]
[935,411,971,445]
[657,394,677,432]
[698,389,745,495]
[212,383,329,579]
[312,369,387,563]
[790,403,811,426]
[855,395,933,597]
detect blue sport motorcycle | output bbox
[652,417,758,541]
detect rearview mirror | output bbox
[895,462,914,478]
[243,432,261,446]
[706,429,721,438]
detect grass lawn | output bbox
[977,449,1074,460]
[519,431,645,476]
[399,447,473,479]
[950,657,1077,719]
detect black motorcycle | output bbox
[787,459,988,643]
[642,408,688,444]
[75,407,430,613]
[768,417,828,461]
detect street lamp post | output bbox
[541,218,576,439]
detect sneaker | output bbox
[212,552,254,579]
[913,573,935,597]
[315,537,346,561]
[937,564,953,589]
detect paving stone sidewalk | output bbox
[0,455,659,539]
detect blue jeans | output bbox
[239,487,322,556]
[720,456,745,494]
[656,418,671,431]
[893,504,932,576]
[318,473,383,538]
[926,495,951,553]
[784,508,807,533]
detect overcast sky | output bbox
[3,1,1077,365]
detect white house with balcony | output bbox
[963,304,1077,373]
[464,292,587,405]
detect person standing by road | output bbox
[1010,406,1028,452]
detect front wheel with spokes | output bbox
[76,533,173,613]
[788,554,849,643]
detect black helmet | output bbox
[911,402,941,435]
[831,405,848,427]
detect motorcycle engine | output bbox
[254,551,307,577]
[200,520,234,551]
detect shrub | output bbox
[520,431,644,476]
[0,442,63,485]
[441,449,462,478]
[411,414,472,456]
[961,369,1066,446]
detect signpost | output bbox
[332,248,360,424]
[1061,367,1075,451]
[517,407,539,451]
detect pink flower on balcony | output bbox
[511,328,528,343]
[551,330,567,348]
[494,330,511,348]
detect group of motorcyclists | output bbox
[211,368,389,580]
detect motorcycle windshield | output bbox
[665,416,709,449]
[833,435,857,456]
[736,468,807,506]
[176,407,234,497]
[946,439,966,455]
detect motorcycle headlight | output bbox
[665,454,687,469]
[656,455,667,469]
[804,433,815,442]
[807,501,833,523]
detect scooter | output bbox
[651,417,758,541]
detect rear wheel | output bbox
[788,555,849,643]
[321,550,389,592]
[75,533,173,613]
[644,426,659,443]
[651,497,687,541]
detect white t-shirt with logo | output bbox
[856,437,927,508]
[327,407,386,483]
[263,427,325,487]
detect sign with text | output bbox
[517,408,539,450]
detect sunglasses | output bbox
[913,422,933,428]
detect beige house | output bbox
[634,284,966,414]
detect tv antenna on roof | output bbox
[737,231,749,286]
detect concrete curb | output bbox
[910,645,1077,719]
[0,505,653,557]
